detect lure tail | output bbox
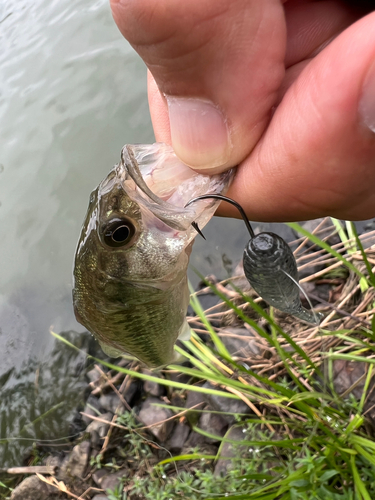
[281,270,323,325]
[291,307,323,325]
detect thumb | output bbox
[225,11,375,222]
[110,0,286,171]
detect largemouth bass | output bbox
[73,143,233,367]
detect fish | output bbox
[73,142,233,367]
[186,194,322,325]
[243,232,323,324]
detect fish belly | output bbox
[74,273,190,368]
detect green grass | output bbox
[101,220,375,499]
[4,219,375,500]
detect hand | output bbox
[110,0,375,222]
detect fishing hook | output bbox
[184,194,255,239]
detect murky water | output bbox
[0,0,296,467]
[0,0,155,467]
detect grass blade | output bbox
[348,221,375,289]
[287,222,367,282]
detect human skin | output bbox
[110,0,375,222]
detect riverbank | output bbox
[3,219,375,500]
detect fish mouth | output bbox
[119,143,234,233]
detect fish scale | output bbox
[73,143,233,367]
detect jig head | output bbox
[185,194,322,325]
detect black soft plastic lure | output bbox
[185,194,323,325]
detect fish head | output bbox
[75,171,183,287]
[75,143,234,285]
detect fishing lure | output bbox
[185,194,323,325]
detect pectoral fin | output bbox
[178,319,191,341]
[99,341,124,358]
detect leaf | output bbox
[290,479,309,488]
[189,278,232,359]
[351,455,372,500]
[159,454,218,464]
[348,222,375,289]
[353,443,375,467]
[192,425,304,447]
[350,435,375,452]
[287,222,367,282]
[36,474,71,495]
[289,392,331,403]
[329,353,375,365]
[331,219,351,251]
[319,470,339,482]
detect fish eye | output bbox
[103,218,136,248]
[112,225,130,242]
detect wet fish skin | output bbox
[73,143,233,367]
[73,171,192,367]
[243,232,322,324]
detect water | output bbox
[0,0,296,467]
[0,0,154,467]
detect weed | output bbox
[107,480,127,500]
[52,219,375,500]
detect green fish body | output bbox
[73,143,233,367]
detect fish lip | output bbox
[99,143,234,234]
[113,157,196,216]
[119,148,197,231]
[120,144,207,216]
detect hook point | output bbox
[191,221,206,240]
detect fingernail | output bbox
[359,62,375,133]
[166,96,231,169]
